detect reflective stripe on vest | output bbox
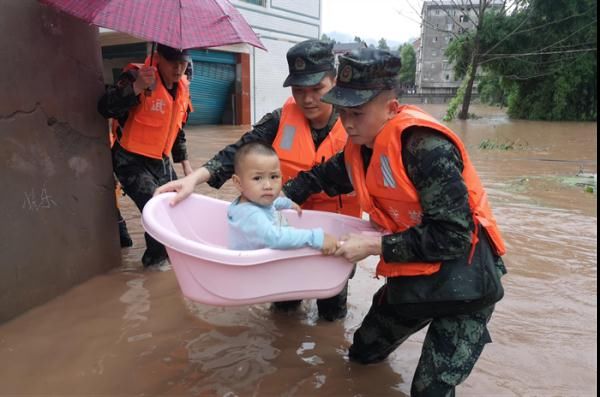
[344,104,506,277]
[119,59,190,160]
[273,97,361,217]
[380,155,396,188]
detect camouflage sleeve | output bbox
[283,151,353,205]
[203,108,282,188]
[171,128,188,163]
[382,127,474,263]
[97,70,140,121]
[171,104,192,163]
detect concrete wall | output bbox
[0,1,121,322]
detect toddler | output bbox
[228,142,337,254]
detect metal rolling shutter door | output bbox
[187,50,236,125]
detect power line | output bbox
[500,57,581,80]
[483,47,597,58]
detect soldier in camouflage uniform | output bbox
[156,39,354,321]
[98,45,194,268]
[282,48,507,396]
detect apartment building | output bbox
[415,0,502,96]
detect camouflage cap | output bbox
[321,48,402,107]
[283,39,336,87]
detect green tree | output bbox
[398,43,416,85]
[477,71,509,107]
[446,34,473,80]
[321,33,336,45]
[422,1,509,120]
[378,38,390,50]
[353,36,367,47]
[445,0,596,121]
[476,0,596,120]
[454,1,501,120]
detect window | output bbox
[433,36,438,43]
[239,0,266,6]
[459,15,470,23]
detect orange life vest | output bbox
[118,57,191,160]
[109,119,118,148]
[273,97,361,217]
[344,105,506,277]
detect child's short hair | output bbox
[233,141,278,173]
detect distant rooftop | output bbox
[423,0,504,8]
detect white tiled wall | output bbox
[271,0,321,18]
[251,38,294,120]
[232,0,322,123]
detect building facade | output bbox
[415,1,501,96]
[235,0,322,123]
[99,0,322,125]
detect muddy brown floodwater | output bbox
[0,105,596,396]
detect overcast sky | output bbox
[322,0,424,48]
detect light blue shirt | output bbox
[227,197,324,250]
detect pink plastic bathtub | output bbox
[142,193,376,306]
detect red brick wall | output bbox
[236,53,251,125]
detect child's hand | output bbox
[291,201,303,216]
[321,233,338,255]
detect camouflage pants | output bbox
[112,144,178,261]
[349,286,495,397]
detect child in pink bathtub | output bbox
[228,142,338,254]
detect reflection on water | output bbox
[180,302,280,395]
[185,329,279,396]
[0,105,596,396]
[119,277,152,343]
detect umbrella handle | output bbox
[144,42,157,97]
[144,84,155,97]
